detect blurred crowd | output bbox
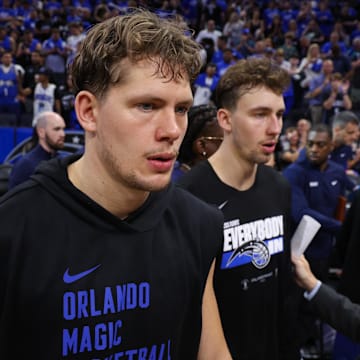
[0,0,360,129]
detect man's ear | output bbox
[74,90,98,132]
[217,108,232,132]
[37,127,45,139]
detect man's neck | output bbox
[67,155,149,219]
[39,141,56,155]
[209,144,258,191]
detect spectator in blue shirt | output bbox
[284,123,356,276]
[283,123,356,356]
[307,59,333,124]
[193,62,219,106]
[321,31,348,57]
[330,110,360,173]
[8,111,65,189]
[315,1,334,39]
[215,47,236,77]
[321,72,352,124]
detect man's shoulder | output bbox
[177,161,212,186]
[13,146,48,167]
[172,183,223,220]
[0,179,41,215]
[10,149,38,177]
[327,159,348,173]
[258,164,291,189]
[282,161,306,180]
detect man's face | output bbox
[297,119,310,135]
[44,116,66,151]
[334,122,360,145]
[342,122,359,145]
[31,52,41,64]
[88,59,193,192]
[206,65,216,76]
[207,20,215,31]
[1,53,12,66]
[225,86,284,165]
[286,129,299,145]
[323,61,334,75]
[306,130,333,168]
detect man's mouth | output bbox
[147,152,177,172]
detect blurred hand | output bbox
[291,254,318,291]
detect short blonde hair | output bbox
[71,9,202,101]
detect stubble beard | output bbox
[101,145,172,193]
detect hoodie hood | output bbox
[31,154,173,232]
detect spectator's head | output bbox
[228,11,240,23]
[322,59,334,75]
[205,62,217,76]
[299,35,310,50]
[254,40,266,54]
[274,48,285,64]
[329,72,343,92]
[331,111,360,146]
[206,19,216,31]
[285,126,300,146]
[1,51,13,66]
[31,50,43,65]
[306,124,333,169]
[265,47,275,59]
[284,32,294,43]
[178,104,223,166]
[71,9,202,101]
[23,28,34,40]
[68,22,83,35]
[352,37,360,50]
[329,31,340,44]
[34,111,66,154]
[37,67,51,83]
[217,35,228,50]
[307,43,320,59]
[222,48,234,63]
[50,27,61,40]
[297,118,311,137]
[289,54,300,67]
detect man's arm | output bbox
[292,254,360,342]
[197,260,232,360]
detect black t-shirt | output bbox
[179,161,294,360]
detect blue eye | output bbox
[138,103,154,111]
[176,106,189,115]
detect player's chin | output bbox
[255,153,273,164]
[144,173,172,192]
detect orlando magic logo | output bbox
[226,239,270,269]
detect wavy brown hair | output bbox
[215,58,291,111]
[71,9,202,100]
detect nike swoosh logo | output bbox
[218,200,228,210]
[63,264,101,284]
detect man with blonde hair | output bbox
[0,10,231,360]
